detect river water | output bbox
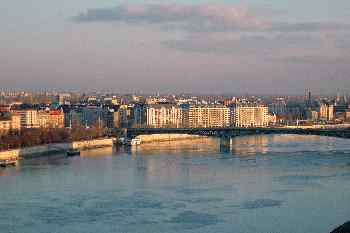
[0,135,350,233]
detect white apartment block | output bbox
[319,104,334,121]
[12,110,39,128]
[188,105,230,128]
[233,105,269,127]
[146,105,183,128]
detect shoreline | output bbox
[0,138,116,160]
[1,135,205,160]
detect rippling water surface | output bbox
[1,135,350,233]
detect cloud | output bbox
[75,4,350,33]
[75,4,271,31]
[75,3,350,35]
[280,55,350,64]
[74,3,350,73]
[162,33,322,55]
[271,22,350,32]
[240,199,283,209]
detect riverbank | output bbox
[0,138,115,160]
[135,134,206,144]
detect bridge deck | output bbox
[125,127,350,139]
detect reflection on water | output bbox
[229,134,347,157]
[129,138,219,156]
[81,147,114,157]
[0,135,350,233]
[230,135,269,156]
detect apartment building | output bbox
[188,105,230,128]
[38,109,65,128]
[232,105,269,127]
[146,104,183,128]
[12,109,39,128]
[319,103,334,121]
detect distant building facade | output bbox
[0,119,11,133]
[188,105,230,128]
[38,109,65,128]
[0,113,20,133]
[58,93,71,105]
[319,103,334,121]
[118,105,132,128]
[232,105,269,127]
[308,110,319,121]
[146,104,183,128]
[132,103,147,127]
[12,109,39,128]
[269,99,287,116]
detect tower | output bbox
[305,89,312,107]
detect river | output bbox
[0,134,350,233]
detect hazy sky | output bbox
[1,0,350,94]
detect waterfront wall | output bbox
[0,150,19,160]
[18,143,70,157]
[283,124,350,129]
[136,134,205,143]
[72,138,114,150]
[0,138,115,159]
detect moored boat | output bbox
[0,157,18,168]
[66,149,81,156]
[125,138,142,146]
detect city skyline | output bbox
[1,0,350,94]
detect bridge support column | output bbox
[121,128,129,139]
[220,136,232,152]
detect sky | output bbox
[1,0,350,95]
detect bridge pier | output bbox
[220,136,232,152]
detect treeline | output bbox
[0,124,110,151]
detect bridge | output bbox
[125,127,350,139]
